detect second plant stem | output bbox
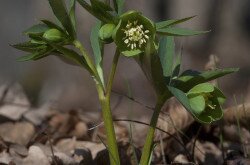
[140,94,171,165]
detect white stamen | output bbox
[122,20,150,50]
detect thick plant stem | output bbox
[140,94,171,165]
[99,92,120,165]
[97,49,121,165]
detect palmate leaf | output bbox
[11,42,47,53]
[156,16,196,30]
[48,0,76,38]
[41,19,65,33]
[168,86,221,124]
[90,0,113,11]
[90,0,115,23]
[135,43,167,97]
[77,0,114,23]
[173,68,239,92]
[158,36,175,80]
[17,47,53,61]
[157,27,209,36]
[171,49,182,79]
[113,0,124,15]
[23,24,49,35]
[42,39,89,69]
[69,0,77,33]
[90,21,104,84]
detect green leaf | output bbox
[90,0,114,23]
[171,49,182,79]
[174,68,239,92]
[135,43,166,97]
[91,21,104,84]
[17,47,53,61]
[48,0,75,38]
[113,0,124,15]
[90,0,113,11]
[157,27,209,36]
[168,86,218,124]
[188,83,215,95]
[11,42,47,53]
[40,19,65,33]
[23,24,49,35]
[69,0,77,34]
[158,36,175,79]
[156,16,196,30]
[189,95,206,115]
[42,39,89,68]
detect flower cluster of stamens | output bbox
[122,20,149,50]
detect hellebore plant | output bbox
[12,0,238,164]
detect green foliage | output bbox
[158,36,175,78]
[156,15,196,29]
[91,22,104,84]
[12,1,239,164]
[168,84,225,124]
[157,27,209,36]
[113,0,124,15]
[48,0,76,39]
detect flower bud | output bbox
[99,24,115,43]
[43,29,65,42]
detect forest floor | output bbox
[0,82,249,165]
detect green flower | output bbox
[187,83,226,123]
[112,11,156,57]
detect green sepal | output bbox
[187,83,215,95]
[122,50,142,57]
[189,95,206,115]
[168,86,223,124]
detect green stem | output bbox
[73,40,104,90]
[96,49,120,165]
[106,49,120,97]
[98,91,120,165]
[140,94,171,165]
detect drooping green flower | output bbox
[187,83,226,123]
[112,11,156,57]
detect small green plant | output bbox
[12,0,238,164]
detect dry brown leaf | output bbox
[0,122,34,145]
